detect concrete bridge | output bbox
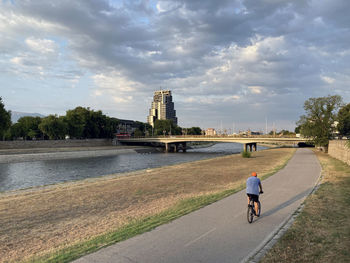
[118,136,308,153]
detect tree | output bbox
[65,107,87,138]
[134,121,152,136]
[0,97,11,140]
[84,110,104,138]
[9,122,23,139]
[277,130,295,136]
[295,125,301,134]
[101,117,119,138]
[154,120,181,135]
[65,107,120,139]
[187,127,202,135]
[297,95,343,147]
[134,129,143,137]
[337,103,350,137]
[39,115,67,139]
[16,116,43,140]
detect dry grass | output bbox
[0,148,295,262]
[261,150,350,263]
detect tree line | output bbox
[0,97,203,140]
[296,95,350,147]
[148,119,201,136]
[0,103,120,140]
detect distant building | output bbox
[238,130,263,136]
[147,90,177,127]
[117,119,138,135]
[248,130,263,136]
[205,128,217,136]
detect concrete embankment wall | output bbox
[328,140,350,166]
[0,139,113,149]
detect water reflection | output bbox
[0,143,266,192]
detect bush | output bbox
[242,150,251,158]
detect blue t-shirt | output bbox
[246,176,261,195]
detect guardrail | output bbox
[125,135,301,139]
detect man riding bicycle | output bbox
[246,172,263,216]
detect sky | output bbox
[0,0,349,133]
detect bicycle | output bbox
[247,192,263,223]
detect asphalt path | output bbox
[75,148,321,263]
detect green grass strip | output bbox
[27,149,295,263]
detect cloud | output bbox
[0,0,349,131]
[113,96,133,104]
[321,75,335,84]
[248,86,263,94]
[10,57,23,65]
[224,95,240,101]
[25,37,58,54]
[92,71,140,94]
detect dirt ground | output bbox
[0,148,295,262]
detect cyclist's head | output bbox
[251,172,257,177]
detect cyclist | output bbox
[246,172,263,216]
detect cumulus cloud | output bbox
[321,75,335,84]
[248,86,263,94]
[0,0,349,131]
[92,71,143,97]
[25,37,58,54]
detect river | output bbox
[0,143,267,192]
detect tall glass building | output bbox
[147,90,177,127]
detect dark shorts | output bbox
[247,194,259,203]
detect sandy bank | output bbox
[0,146,155,164]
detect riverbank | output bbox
[0,148,295,263]
[0,146,156,164]
[261,150,350,263]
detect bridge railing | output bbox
[123,134,300,139]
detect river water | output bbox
[0,143,266,192]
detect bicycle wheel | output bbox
[247,204,254,223]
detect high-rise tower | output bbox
[147,90,177,127]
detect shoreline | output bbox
[0,150,235,197]
[0,148,245,196]
[0,146,156,164]
[0,144,272,193]
[0,142,274,164]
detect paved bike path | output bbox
[75,148,321,263]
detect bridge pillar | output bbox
[244,143,251,152]
[164,142,187,153]
[243,143,257,152]
[182,142,187,152]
